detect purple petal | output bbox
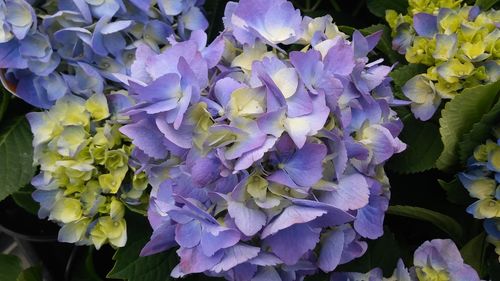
[413,13,438,37]
[228,201,267,236]
[211,244,260,273]
[175,220,202,248]
[318,229,344,272]
[200,226,241,257]
[265,224,320,265]
[261,205,326,238]
[119,118,169,159]
[140,223,176,256]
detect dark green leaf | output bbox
[387,205,464,242]
[16,266,43,281]
[460,232,489,278]
[0,117,36,202]
[438,178,472,205]
[107,214,175,281]
[70,247,101,281]
[0,254,23,281]
[366,0,408,18]
[387,117,443,174]
[458,98,500,164]
[390,64,428,88]
[475,0,499,9]
[12,186,39,215]
[437,81,500,171]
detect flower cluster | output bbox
[0,0,207,108]
[117,0,406,279]
[331,239,480,281]
[27,91,148,249]
[386,1,500,120]
[459,134,500,261]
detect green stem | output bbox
[0,88,10,123]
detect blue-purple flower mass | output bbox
[0,0,493,280]
[110,0,407,279]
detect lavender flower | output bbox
[0,0,208,108]
[331,239,480,281]
[117,1,406,280]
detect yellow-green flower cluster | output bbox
[27,93,148,249]
[386,1,499,120]
[386,0,464,31]
[459,137,500,261]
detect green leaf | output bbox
[390,64,428,87]
[458,98,500,164]
[0,117,36,202]
[71,248,101,281]
[0,254,23,281]
[107,214,175,281]
[12,185,39,215]
[437,81,500,171]
[367,0,408,18]
[17,266,43,281]
[475,0,499,9]
[460,232,488,278]
[387,117,443,174]
[438,178,472,205]
[387,205,464,242]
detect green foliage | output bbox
[17,266,43,281]
[461,233,489,278]
[475,0,500,9]
[0,254,23,281]
[0,254,42,281]
[458,98,500,164]
[71,248,102,281]
[0,117,36,202]
[11,185,39,215]
[387,116,443,174]
[438,178,472,205]
[387,205,464,242]
[367,0,408,18]
[437,81,500,171]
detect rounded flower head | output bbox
[27,91,149,249]
[331,239,480,281]
[387,2,500,121]
[0,0,208,108]
[117,1,407,280]
[459,135,500,261]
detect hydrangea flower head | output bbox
[27,91,149,249]
[386,1,499,121]
[331,239,480,281]
[0,0,207,108]
[459,134,500,261]
[117,1,407,279]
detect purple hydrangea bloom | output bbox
[0,0,208,108]
[332,239,479,281]
[459,138,500,261]
[119,1,406,280]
